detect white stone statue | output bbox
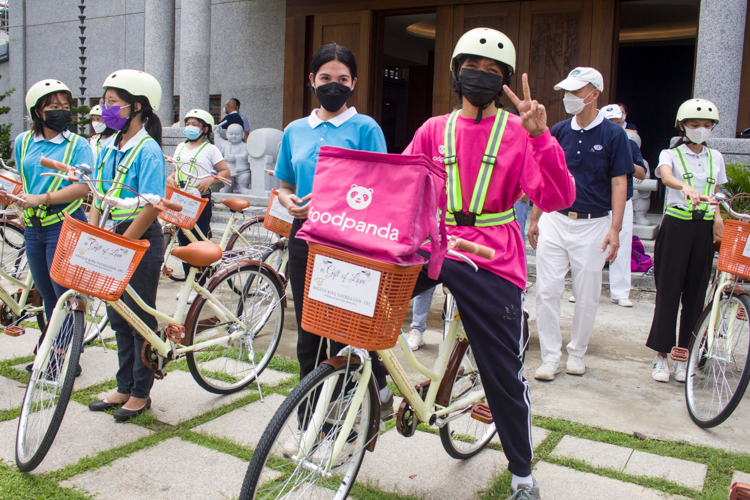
[215,123,250,193]
[246,128,283,201]
[633,160,658,226]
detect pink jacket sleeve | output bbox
[519,130,576,212]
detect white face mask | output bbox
[684,126,712,144]
[92,121,107,134]
[563,89,595,115]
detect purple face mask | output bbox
[101,104,130,131]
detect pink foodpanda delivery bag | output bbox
[295,146,448,279]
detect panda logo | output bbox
[438,144,445,155]
[347,184,374,210]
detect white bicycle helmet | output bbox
[90,104,102,116]
[451,28,516,75]
[102,69,162,111]
[184,109,215,128]
[675,98,719,127]
[25,79,71,116]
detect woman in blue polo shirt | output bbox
[274,43,391,405]
[87,69,166,422]
[16,79,94,375]
[647,99,726,384]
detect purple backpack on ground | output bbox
[631,235,653,273]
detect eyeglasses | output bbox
[102,101,129,109]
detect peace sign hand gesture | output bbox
[503,73,547,138]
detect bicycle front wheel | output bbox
[686,292,750,428]
[439,343,497,459]
[15,305,85,472]
[185,263,284,394]
[240,361,377,500]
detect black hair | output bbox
[31,90,74,136]
[108,87,162,146]
[451,54,511,108]
[311,43,358,79]
[617,103,628,114]
[183,117,213,145]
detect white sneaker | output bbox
[568,295,576,303]
[674,360,687,383]
[406,329,425,350]
[612,298,633,307]
[311,439,356,468]
[187,290,198,304]
[652,356,670,383]
[534,361,562,381]
[566,355,586,375]
[277,429,301,458]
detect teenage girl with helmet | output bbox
[646,99,726,384]
[86,69,166,421]
[15,80,94,375]
[274,43,394,415]
[403,28,576,499]
[88,105,117,158]
[166,108,230,294]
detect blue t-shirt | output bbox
[551,115,635,213]
[275,111,387,201]
[15,131,94,198]
[95,131,166,220]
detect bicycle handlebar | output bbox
[452,238,495,260]
[166,157,232,185]
[0,158,19,176]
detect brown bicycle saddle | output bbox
[171,241,223,267]
[220,198,250,211]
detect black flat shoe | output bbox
[89,398,126,412]
[113,397,151,422]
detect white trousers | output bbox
[609,199,633,300]
[536,211,610,363]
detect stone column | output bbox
[693,0,747,138]
[8,0,27,136]
[179,0,211,124]
[144,0,175,125]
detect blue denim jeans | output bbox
[24,208,87,322]
[410,286,436,334]
[514,199,529,247]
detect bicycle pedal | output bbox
[4,325,24,337]
[162,267,174,277]
[470,404,494,424]
[166,323,186,344]
[730,482,750,500]
[670,347,689,363]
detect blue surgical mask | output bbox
[183,125,202,141]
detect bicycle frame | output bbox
[0,266,42,319]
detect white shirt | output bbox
[657,144,727,212]
[307,107,358,129]
[173,141,224,184]
[33,130,69,144]
[570,109,605,131]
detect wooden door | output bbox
[312,11,373,116]
[517,0,594,127]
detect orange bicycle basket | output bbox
[158,184,208,229]
[0,174,22,205]
[263,189,292,238]
[717,219,750,279]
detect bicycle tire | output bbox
[184,263,284,394]
[240,361,377,500]
[162,227,187,282]
[226,216,280,252]
[686,292,750,428]
[439,344,497,459]
[15,306,85,472]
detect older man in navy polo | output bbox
[528,67,634,381]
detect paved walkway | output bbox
[0,277,748,499]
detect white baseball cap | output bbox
[602,104,623,119]
[554,67,604,92]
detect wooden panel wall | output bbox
[737,0,750,135]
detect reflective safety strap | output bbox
[175,141,209,188]
[665,206,713,221]
[469,111,508,214]
[673,146,715,213]
[443,111,462,213]
[96,135,154,220]
[445,207,516,227]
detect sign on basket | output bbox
[69,233,136,281]
[0,177,17,193]
[168,192,201,219]
[308,254,381,317]
[268,196,295,224]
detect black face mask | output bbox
[457,68,504,123]
[42,109,72,133]
[315,82,353,113]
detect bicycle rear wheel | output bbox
[162,226,187,282]
[185,263,284,394]
[15,304,85,472]
[239,360,377,500]
[439,343,497,459]
[226,217,280,252]
[686,292,750,428]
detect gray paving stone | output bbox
[74,346,119,389]
[0,375,25,411]
[0,400,151,473]
[98,369,250,426]
[0,327,39,361]
[60,437,278,500]
[624,450,707,491]
[532,426,550,450]
[551,435,633,471]
[194,393,286,448]
[533,462,690,500]
[732,471,750,487]
[358,429,507,499]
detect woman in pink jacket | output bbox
[403,28,575,500]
